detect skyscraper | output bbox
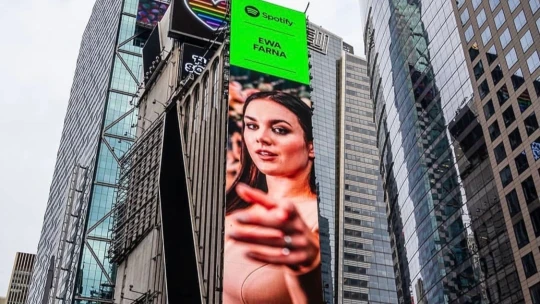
[28,0,151,302]
[453,0,540,302]
[5,253,35,304]
[336,53,397,303]
[365,0,485,303]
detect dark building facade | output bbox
[453,0,540,302]
[5,253,35,304]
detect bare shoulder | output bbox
[295,197,319,231]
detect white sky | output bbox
[0,0,366,296]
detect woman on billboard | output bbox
[224,91,323,303]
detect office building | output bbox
[365,0,488,303]
[5,253,35,304]
[453,0,540,302]
[0,297,6,304]
[28,0,156,303]
[336,53,397,303]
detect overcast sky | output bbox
[0,0,366,296]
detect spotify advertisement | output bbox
[224,0,323,302]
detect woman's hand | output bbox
[227,183,320,274]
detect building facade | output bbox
[365,0,486,303]
[28,0,149,303]
[336,53,397,303]
[5,253,35,304]
[453,0,540,302]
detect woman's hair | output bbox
[226,91,316,214]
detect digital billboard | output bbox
[180,44,215,81]
[137,0,170,28]
[230,0,310,84]
[224,0,323,302]
[169,0,228,43]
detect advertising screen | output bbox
[180,44,215,81]
[169,0,228,43]
[137,0,170,28]
[224,0,323,303]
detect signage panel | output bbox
[169,0,228,43]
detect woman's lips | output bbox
[255,149,277,161]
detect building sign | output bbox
[224,1,323,303]
[169,0,228,42]
[230,0,310,84]
[137,0,170,28]
[180,44,215,80]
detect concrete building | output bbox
[5,253,35,304]
[0,297,6,304]
[336,53,397,303]
[453,0,540,302]
[28,0,168,303]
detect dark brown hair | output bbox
[226,91,316,214]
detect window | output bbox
[506,189,521,216]
[477,9,487,27]
[515,11,527,32]
[495,9,506,29]
[525,113,539,136]
[484,99,495,119]
[473,0,482,10]
[461,8,470,24]
[497,85,510,105]
[490,0,500,10]
[470,45,480,61]
[474,60,484,79]
[522,252,537,278]
[492,65,504,84]
[500,165,513,187]
[503,106,516,127]
[509,0,520,12]
[482,26,492,45]
[515,151,529,174]
[509,128,523,150]
[531,0,540,13]
[487,45,498,64]
[531,208,540,237]
[513,69,526,90]
[489,121,501,140]
[479,80,490,99]
[528,51,540,73]
[495,142,507,163]
[506,48,518,68]
[522,175,539,203]
[531,282,540,304]
[514,220,530,248]
[532,137,540,160]
[465,25,474,42]
[521,31,534,52]
[500,28,512,49]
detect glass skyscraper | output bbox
[365,0,484,303]
[28,0,144,303]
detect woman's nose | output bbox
[256,128,272,145]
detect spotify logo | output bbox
[245,6,260,17]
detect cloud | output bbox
[0,0,94,296]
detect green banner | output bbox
[230,0,310,84]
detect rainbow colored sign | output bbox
[185,0,228,30]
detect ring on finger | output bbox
[284,235,293,248]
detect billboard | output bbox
[224,0,323,302]
[137,0,170,28]
[169,0,228,43]
[180,44,215,81]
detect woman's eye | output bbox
[246,123,258,130]
[273,127,289,135]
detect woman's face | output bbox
[243,98,314,178]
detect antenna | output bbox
[304,2,310,14]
